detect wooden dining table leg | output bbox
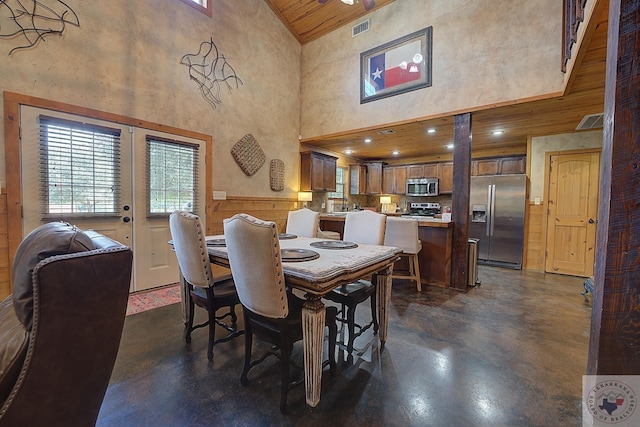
[375,265,394,346]
[301,294,326,408]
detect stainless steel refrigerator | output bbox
[469,174,526,269]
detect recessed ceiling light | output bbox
[392,150,399,156]
[446,144,454,149]
[364,138,372,143]
[427,128,437,134]
[345,149,353,155]
[492,130,505,136]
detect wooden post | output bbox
[450,113,472,291]
[587,0,640,374]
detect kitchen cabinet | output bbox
[350,162,383,195]
[366,162,383,194]
[437,162,453,194]
[300,152,337,192]
[472,156,525,176]
[383,166,407,194]
[349,164,367,195]
[407,163,438,179]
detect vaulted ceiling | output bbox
[265,0,608,163]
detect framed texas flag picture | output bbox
[360,26,432,104]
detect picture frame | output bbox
[360,26,432,104]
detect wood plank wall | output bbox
[525,203,545,272]
[0,190,9,298]
[208,196,299,235]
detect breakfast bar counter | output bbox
[319,214,452,288]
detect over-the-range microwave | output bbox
[406,178,439,196]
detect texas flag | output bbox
[367,39,423,92]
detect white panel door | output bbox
[20,106,205,292]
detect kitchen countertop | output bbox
[319,213,452,228]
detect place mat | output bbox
[281,248,319,262]
[310,240,358,250]
[278,233,297,240]
[206,238,226,247]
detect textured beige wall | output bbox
[300,0,564,139]
[0,0,301,197]
[529,130,603,201]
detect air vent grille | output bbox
[576,113,604,130]
[377,129,395,135]
[352,19,370,37]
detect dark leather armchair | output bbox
[0,222,133,426]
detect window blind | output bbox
[39,115,121,217]
[146,136,199,216]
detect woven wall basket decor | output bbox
[231,134,266,176]
[270,159,285,191]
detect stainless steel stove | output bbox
[403,202,441,217]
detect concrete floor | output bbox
[97,266,591,426]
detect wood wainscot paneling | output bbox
[209,196,298,235]
[208,196,298,277]
[524,202,545,272]
[0,191,9,298]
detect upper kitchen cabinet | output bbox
[437,162,453,194]
[407,163,438,179]
[472,156,526,176]
[366,162,383,195]
[350,162,383,195]
[300,152,337,192]
[383,166,407,194]
[350,164,367,195]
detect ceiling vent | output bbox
[576,113,604,130]
[377,128,395,135]
[352,19,370,37]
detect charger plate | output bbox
[310,240,358,250]
[281,248,319,262]
[206,238,226,247]
[278,233,297,240]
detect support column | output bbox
[588,0,640,374]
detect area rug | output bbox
[126,284,181,316]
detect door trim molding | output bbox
[3,91,213,282]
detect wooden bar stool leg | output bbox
[412,254,422,292]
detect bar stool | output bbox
[384,217,422,291]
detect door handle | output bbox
[123,216,131,223]
[588,218,595,224]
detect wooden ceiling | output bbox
[266,0,608,163]
[264,0,396,44]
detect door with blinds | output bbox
[20,106,206,292]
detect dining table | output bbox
[205,234,402,408]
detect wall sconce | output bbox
[380,196,392,213]
[298,192,313,208]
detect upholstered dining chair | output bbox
[323,210,387,360]
[223,213,337,414]
[384,217,422,291]
[286,208,319,237]
[169,210,243,361]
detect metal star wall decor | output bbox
[0,0,79,56]
[181,37,243,110]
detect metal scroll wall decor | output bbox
[0,0,79,56]
[181,37,243,109]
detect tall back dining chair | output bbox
[285,208,319,237]
[384,217,423,291]
[324,210,387,360]
[223,213,337,414]
[169,210,243,361]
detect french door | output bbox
[20,106,206,292]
